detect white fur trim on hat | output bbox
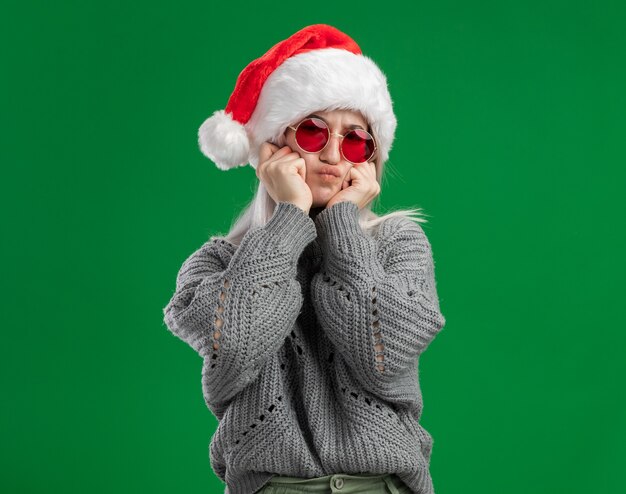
[198,109,250,171]
[245,48,397,169]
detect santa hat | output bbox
[198,24,397,170]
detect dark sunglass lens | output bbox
[342,129,376,163]
[295,118,328,152]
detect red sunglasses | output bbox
[287,117,377,165]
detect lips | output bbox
[318,166,341,177]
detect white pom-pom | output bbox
[198,110,250,171]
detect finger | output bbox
[258,142,278,164]
[353,163,372,179]
[272,152,302,165]
[291,157,306,179]
[298,159,307,181]
[359,162,374,180]
[259,142,292,165]
[269,146,294,164]
[348,164,364,179]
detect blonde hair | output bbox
[212,113,429,246]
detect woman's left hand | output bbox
[326,161,380,210]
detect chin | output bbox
[310,190,336,209]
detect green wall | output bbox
[2,1,624,493]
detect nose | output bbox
[319,133,342,165]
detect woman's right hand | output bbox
[256,142,313,214]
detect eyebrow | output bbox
[308,114,366,131]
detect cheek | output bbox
[300,156,317,178]
[305,163,317,185]
[286,134,299,151]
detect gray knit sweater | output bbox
[162,200,446,494]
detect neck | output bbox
[308,206,325,222]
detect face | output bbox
[284,109,371,209]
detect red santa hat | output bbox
[198,24,397,170]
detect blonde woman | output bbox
[163,24,446,494]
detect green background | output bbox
[2,1,625,493]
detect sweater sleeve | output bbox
[310,201,446,402]
[163,201,317,405]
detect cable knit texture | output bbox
[162,200,446,494]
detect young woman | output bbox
[163,24,446,494]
